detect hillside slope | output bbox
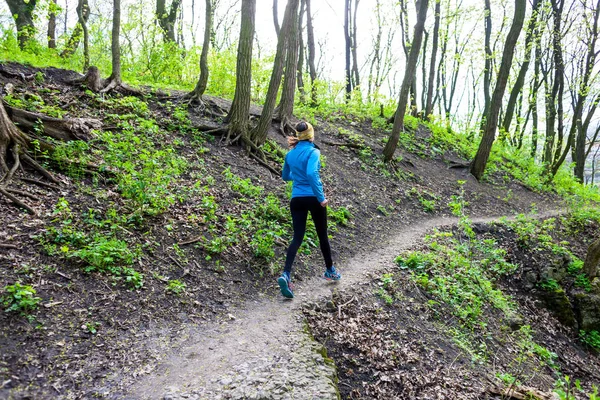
[0,62,569,399]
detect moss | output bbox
[540,287,577,327]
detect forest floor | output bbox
[0,62,597,399]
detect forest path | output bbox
[128,211,561,400]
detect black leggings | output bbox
[284,196,333,275]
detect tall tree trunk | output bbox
[101,0,122,92]
[471,0,526,181]
[60,0,90,58]
[273,0,280,35]
[226,0,257,142]
[189,0,213,101]
[351,0,360,91]
[547,0,565,170]
[552,0,600,180]
[77,0,90,71]
[48,0,57,49]
[275,0,301,131]
[305,0,318,105]
[250,0,298,146]
[344,0,352,99]
[425,0,441,119]
[502,0,540,135]
[297,0,306,103]
[383,0,429,162]
[482,0,492,120]
[156,0,183,43]
[6,0,38,48]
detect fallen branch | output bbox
[321,140,366,150]
[178,236,204,246]
[486,384,558,400]
[20,177,60,190]
[0,243,18,249]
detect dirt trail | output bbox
[128,211,562,399]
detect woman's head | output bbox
[296,122,314,141]
[287,121,314,148]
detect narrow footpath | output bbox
[126,211,560,400]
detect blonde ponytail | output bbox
[287,136,299,148]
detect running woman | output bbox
[277,121,341,299]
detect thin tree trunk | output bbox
[383,0,429,162]
[351,0,360,91]
[306,0,317,105]
[297,0,306,103]
[344,0,352,99]
[250,0,298,145]
[60,0,90,58]
[189,0,213,100]
[471,0,526,180]
[226,0,257,142]
[425,0,441,119]
[157,0,183,43]
[48,0,57,49]
[482,0,492,120]
[77,0,90,71]
[273,0,280,35]
[502,0,540,135]
[275,0,301,130]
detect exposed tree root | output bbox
[20,177,60,191]
[321,140,366,150]
[67,66,104,92]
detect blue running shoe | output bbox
[323,266,341,281]
[277,273,294,299]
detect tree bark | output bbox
[48,0,57,49]
[482,0,492,120]
[344,0,352,99]
[77,0,90,71]
[383,0,429,162]
[297,0,306,103]
[250,0,298,146]
[156,0,183,43]
[226,0,256,142]
[60,0,90,58]
[471,0,526,181]
[425,0,441,119]
[305,0,318,105]
[502,0,540,135]
[101,0,122,92]
[273,0,280,35]
[351,0,360,91]
[275,0,301,131]
[189,0,213,101]
[584,238,600,279]
[6,0,38,48]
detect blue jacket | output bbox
[282,141,326,202]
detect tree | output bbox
[275,0,301,132]
[48,0,58,49]
[156,0,184,43]
[470,0,526,181]
[225,0,256,143]
[187,0,214,103]
[273,0,280,35]
[552,0,600,180]
[424,0,441,119]
[249,0,299,146]
[77,0,90,71]
[383,0,429,162]
[60,0,90,58]
[584,237,600,279]
[305,0,318,105]
[6,0,38,48]
[102,0,123,92]
[297,0,306,102]
[482,0,492,120]
[501,0,541,136]
[343,0,360,99]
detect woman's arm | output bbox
[306,149,326,203]
[282,155,293,181]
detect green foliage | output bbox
[407,187,439,213]
[539,279,561,292]
[1,282,41,315]
[223,167,263,198]
[580,330,600,350]
[329,206,352,226]
[166,279,186,295]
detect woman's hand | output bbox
[320,199,328,207]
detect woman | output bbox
[277,121,341,299]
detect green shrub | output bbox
[1,282,41,314]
